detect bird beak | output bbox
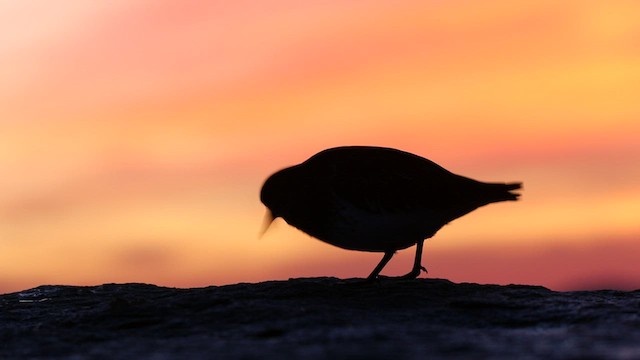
[259,208,276,238]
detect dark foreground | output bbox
[1,278,639,359]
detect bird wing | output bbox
[318,148,471,216]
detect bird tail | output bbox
[484,182,522,202]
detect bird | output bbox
[260,146,522,280]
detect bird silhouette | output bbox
[260,146,522,280]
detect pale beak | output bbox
[259,208,276,238]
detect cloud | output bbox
[110,241,181,271]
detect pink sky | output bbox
[1,1,639,293]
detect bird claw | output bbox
[376,265,427,281]
[401,265,428,279]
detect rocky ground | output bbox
[1,277,639,359]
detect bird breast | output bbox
[321,196,442,252]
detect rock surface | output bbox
[1,277,639,359]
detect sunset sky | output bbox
[1,1,639,294]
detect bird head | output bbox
[259,165,300,235]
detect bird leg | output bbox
[398,240,427,279]
[373,240,427,280]
[366,251,394,281]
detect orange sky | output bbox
[1,1,639,293]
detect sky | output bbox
[1,0,639,294]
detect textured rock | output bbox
[1,278,639,359]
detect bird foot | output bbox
[398,265,428,279]
[376,266,428,280]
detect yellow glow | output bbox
[1,1,639,293]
